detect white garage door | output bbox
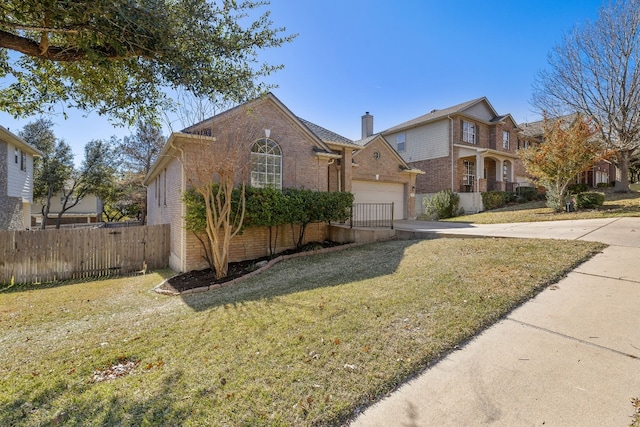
[351,180,405,220]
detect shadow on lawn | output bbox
[0,269,176,294]
[0,370,189,427]
[178,239,419,312]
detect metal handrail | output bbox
[349,203,394,229]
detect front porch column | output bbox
[475,152,483,192]
[497,159,505,191]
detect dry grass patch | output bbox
[446,190,640,224]
[0,238,604,426]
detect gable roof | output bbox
[382,97,519,134]
[519,113,579,139]
[0,125,43,157]
[145,93,349,184]
[353,133,423,174]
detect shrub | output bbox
[568,183,589,194]
[481,191,508,210]
[423,190,460,219]
[596,182,609,188]
[545,187,563,211]
[516,186,538,202]
[575,191,605,209]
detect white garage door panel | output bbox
[352,180,405,219]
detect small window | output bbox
[14,147,19,164]
[396,133,406,152]
[502,131,510,149]
[373,151,380,160]
[163,169,167,206]
[462,121,476,144]
[20,151,27,172]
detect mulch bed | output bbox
[159,241,347,294]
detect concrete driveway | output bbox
[350,217,640,426]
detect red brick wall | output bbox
[184,223,329,271]
[408,156,451,194]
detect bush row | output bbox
[184,186,354,250]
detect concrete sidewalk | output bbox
[350,218,640,426]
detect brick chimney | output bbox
[361,112,373,139]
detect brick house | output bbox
[145,93,421,272]
[518,115,619,187]
[378,97,524,213]
[0,125,42,230]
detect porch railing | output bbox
[348,203,394,229]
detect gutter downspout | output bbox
[448,115,454,190]
[169,137,187,273]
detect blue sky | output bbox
[0,0,604,163]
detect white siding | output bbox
[6,143,34,203]
[463,103,495,121]
[387,120,450,163]
[38,192,101,214]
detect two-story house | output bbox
[377,97,525,213]
[0,125,43,230]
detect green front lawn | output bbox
[0,238,604,426]
[446,190,640,224]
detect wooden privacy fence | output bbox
[0,224,170,285]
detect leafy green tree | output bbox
[19,118,74,228]
[0,0,294,124]
[519,115,606,212]
[532,0,640,192]
[111,122,166,224]
[55,139,118,228]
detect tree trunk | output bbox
[615,149,632,192]
[41,186,54,229]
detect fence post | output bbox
[391,202,394,229]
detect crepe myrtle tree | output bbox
[519,114,607,212]
[0,0,295,125]
[181,107,261,280]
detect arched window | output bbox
[250,138,282,189]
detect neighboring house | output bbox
[378,97,525,213]
[144,93,422,272]
[0,125,42,230]
[31,190,103,227]
[518,115,619,187]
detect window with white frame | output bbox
[462,121,476,144]
[14,147,18,164]
[20,151,26,172]
[251,138,282,189]
[502,131,510,149]
[396,133,406,152]
[463,160,475,186]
